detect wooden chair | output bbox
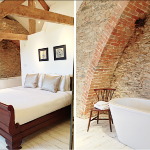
[87,88,116,132]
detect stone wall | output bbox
[0,17,28,78]
[76,1,118,117]
[111,14,150,99]
[0,17,28,35]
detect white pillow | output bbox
[65,75,70,91]
[41,74,61,93]
[24,73,39,88]
[38,73,44,88]
[58,76,66,91]
[25,73,43,88]
[48,73,66,92]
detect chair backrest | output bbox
[94,88,116,102]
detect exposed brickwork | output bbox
[0,17,28,78]
[77,1,150,118]
[76,1,118,117]
[0,40,21,78]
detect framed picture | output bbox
[53,45,66,60]
[38,48,49,61]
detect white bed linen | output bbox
[0,86,72,125]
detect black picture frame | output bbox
[38,48,49,61]
[53,45,66,60]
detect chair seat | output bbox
[91,107,110,111]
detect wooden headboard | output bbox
[70,77,73,91]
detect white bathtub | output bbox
[109,98,150,149]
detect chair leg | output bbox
[87,110,92,132]
[108,110,112,132]
[110,111,113,124]
[97,111,99,124]
[111,114,113,124]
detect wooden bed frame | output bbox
[0,77,73,150]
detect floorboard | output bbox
[0,118,70,149]
[76,116,134,150]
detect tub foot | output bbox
[110,113,113,124]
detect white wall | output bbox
[42,1,74,33]
[0,76,22,89]
[20,1,74,86]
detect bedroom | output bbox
[0,0,74,149]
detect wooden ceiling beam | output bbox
[28,0,36,34]
[9,5,74,26]
[0,33,28,41]
[0,0,26,19]
[38,0,50,11]
[28,0,36,7]
[29,19,36,34]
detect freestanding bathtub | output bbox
[109,98,150,149]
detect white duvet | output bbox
[0,86,72,125]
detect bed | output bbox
[0,76,72,150]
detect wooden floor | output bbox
[0,118,70,149]
[76,116,134,150]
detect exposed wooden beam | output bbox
[29,19,36,34]
[0,0,25,19]
[0,33,28,40]
[9,5,74,26]
[28,0,36,7]
[38,0,50,11]
[28,0,36,34]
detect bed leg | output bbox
[6,138,22,150]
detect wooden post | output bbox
[28,0,36,34]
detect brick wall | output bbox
[0,17,28,78]
[76,1,118,117]
[0,40,21,78]
[77,1,150,118]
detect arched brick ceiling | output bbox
[79,1,150,118]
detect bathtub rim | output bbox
[109,98,150,117]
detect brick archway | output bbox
[79,1,150,118]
